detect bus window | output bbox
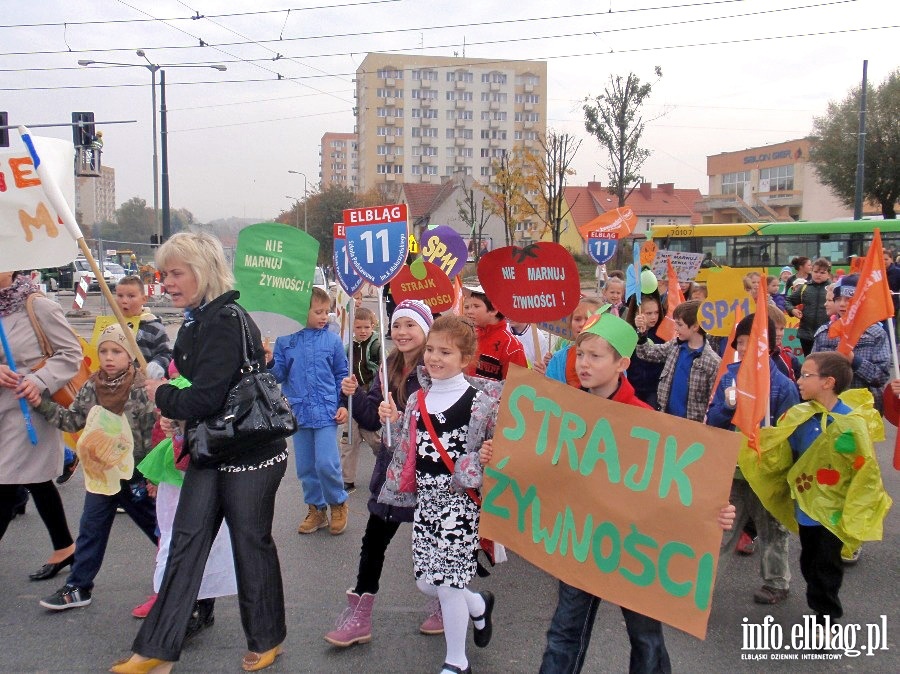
[700,237,729,267]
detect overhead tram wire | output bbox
[0,0,404,29]
[0,0,862,73]
[0,0,749,57]
[1,23,896,92]
[113,0,351,103]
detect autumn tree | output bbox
[112,197,156,243]
[456,180,492,262]
[482,151,529,246]
[810,68,900,219]
[276,185,386,263]
[520,131,581,243]
[583,67,662,206]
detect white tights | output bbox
[417,579,486,671]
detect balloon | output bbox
[641,269,658,294]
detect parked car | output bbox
[72,258,112,291]
[103,262,128,287]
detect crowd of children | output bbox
[7,245,895,674]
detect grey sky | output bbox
[2,0,894,223]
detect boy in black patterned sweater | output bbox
[115,275,173,379]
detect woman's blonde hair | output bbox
[156,232,234,304]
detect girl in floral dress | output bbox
[379,315,502,674]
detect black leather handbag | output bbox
[188,305,296,467]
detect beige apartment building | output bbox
[319,132,358,191]
[75,165,116,226]
[354,53,547,198]
[697,138,868,223]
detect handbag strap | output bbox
[416,389,481,507]
[25,292,54,359]
[225,303,257,371]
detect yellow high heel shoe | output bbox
[109,654,173,674]
[241,644,283,672]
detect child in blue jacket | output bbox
[270,287,350,536]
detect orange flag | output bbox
[708,304,743,410]
[656,259,685,341]
[828,229,894,356]
[733,281,771,453]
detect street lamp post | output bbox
[285,196,302,229]
[78,53,226,242]
[288,170,308,232]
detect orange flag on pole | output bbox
[656,259,685,341]
[708,304,743,410]
[828,229,894,356]
[732,281,771,453]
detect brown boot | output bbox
[298,505,328,534]
[329,501,349,535]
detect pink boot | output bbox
[419,597,444,635]
[324,590,375,647]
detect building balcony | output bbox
[385,78,396,87]
[524,102,534,112]
[385,135,395,144]
[385,97,397,106]
[421,156,432,164]
[455,117,467,127]
[421,99,431,108]
[421,80,432,89]
[524,121,534,130]
[524,83,534,93]
[489,118,500,128]
[757,190,803,207]
[385,117,395,126]
[489,100,499,110]
[421,174,433,183]
[386,155,395,163]
[455,80,466,90]
[421,135,432,144]
[490,82,500,92]
[455,155,466,165]
[385,174,396,182]
[455,99,467,109]
[455,136,466,146]
[420,117,431,127]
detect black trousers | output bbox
[798,525,844,620]
[0,481,73,550]
[800,337,815,357]
[133,458,287,661]
[354,512,402,595]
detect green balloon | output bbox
[640,269,658,294]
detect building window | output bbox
[722,171,751,197]
[481,111,508,121]
[376,107,403,118]
[514,112,540,122]
[645,218,655,228]
[481,72,507,84]
[516,74,540,86]
[412,89,437,100]
[760,165,794,191]
[446,70,473,82]
[515,93,540,104]
[377,68,403,79]
[667,218,677,226]
[412,69,438,81]
[480,129,507,140]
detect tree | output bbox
[482,151,530,246]
[275,185,386,263]
[520,131,581,243]
[113,197,156,243]
[810,68,900,219]
[457,180,491,262]
[583,67,662,206]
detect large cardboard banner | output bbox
[480,366,741,639]
[698,266,764,336]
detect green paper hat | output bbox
[581,307,638,357]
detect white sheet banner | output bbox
[0,136,79,271]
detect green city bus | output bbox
[648,220,900,273]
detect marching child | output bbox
[545,296,603,387]
[634,300,721,422]
[35,323,158,611]
[463,285,527,381]
[270,287,350,535]
[341,306,382,493]
[742,352,889,625]
[705,313,799,605]
[479,310,736,673]
[624,293,665,408]
[379,315,502,674]
[114,275,173,380]
[602,276,626,317]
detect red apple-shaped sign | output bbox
[391,258,456,313]
[477,242,581,323]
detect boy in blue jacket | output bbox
[706,313,799,605]
[270,287,350,535]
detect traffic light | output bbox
[71,111,95,147]
[0,111,8,148]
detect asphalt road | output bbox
[0,293,897,673]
